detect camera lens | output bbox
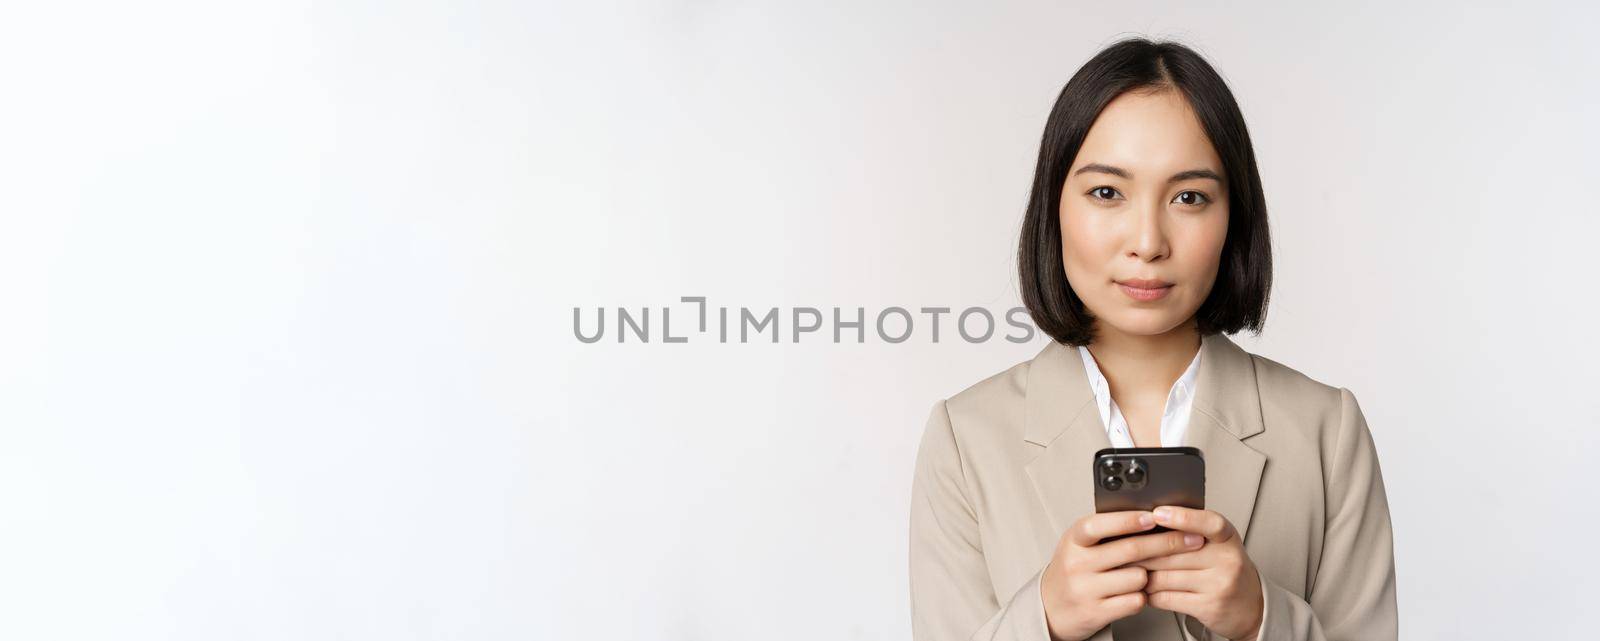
[1100,460,1124,477]
[1102,474,1123,491]
[1125,462,1146,484]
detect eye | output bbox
[1087,186,1123,202]
[1173,190,1211,207]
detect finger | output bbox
[1130,547,1212,571]
[1091,529,1203,570]
[1082,565,1147,597]
[1146,589,1206,617]
[1096,590,1146,620]
[1144,569,1209,593]
[1152,506,1237,543]
[1068,510,1156,547]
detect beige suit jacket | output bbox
[909,332,1396,641]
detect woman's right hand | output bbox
[1039,510,1206,641]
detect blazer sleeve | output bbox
[910,399,1053,641]
[1235,387,1399,641]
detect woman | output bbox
[908,38,1396,641]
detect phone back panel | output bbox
[1092,447,1205,542]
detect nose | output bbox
[1127,199,1170,261]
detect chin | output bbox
[1100,310,1189,337]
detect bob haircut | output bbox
[1018,37,1272,347]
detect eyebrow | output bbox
[1072,163,1224,185]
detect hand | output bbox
[1132,506,1264,641]
[1040,510,1207,641]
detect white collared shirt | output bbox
[1076,345,1202,448]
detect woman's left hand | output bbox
[1132,506,1264,641]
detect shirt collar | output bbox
[1076,344,1203,402]
[1173,346,1202,401]
[1076,345,1107,395]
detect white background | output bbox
[3,1,1598,639]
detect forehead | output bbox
[1073,89,1222,176]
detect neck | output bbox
[1084,320,1202,396]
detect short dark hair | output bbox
[1018,37,1273,346]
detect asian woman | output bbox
[908,37,1397,641]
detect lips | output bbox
[1116,278,1174,302]
[1116,278,1173,289]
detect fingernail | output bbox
[1153,507,1172,523]
[1139,513,1155,528]
[1185,534,1203,548]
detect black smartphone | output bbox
[1092,447,1205,543]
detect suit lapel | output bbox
[1021,339,1105,539]
[1020,333,1269,640]
[1186,332,1267,542]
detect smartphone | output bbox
[1092,447,1205,543]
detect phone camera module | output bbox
[1124,461,1146,485]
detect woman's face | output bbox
[1060,88,1230,341]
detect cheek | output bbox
[1201,209,1229,264]
[1183,210,1230,290]
[1059,206,1113,273]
